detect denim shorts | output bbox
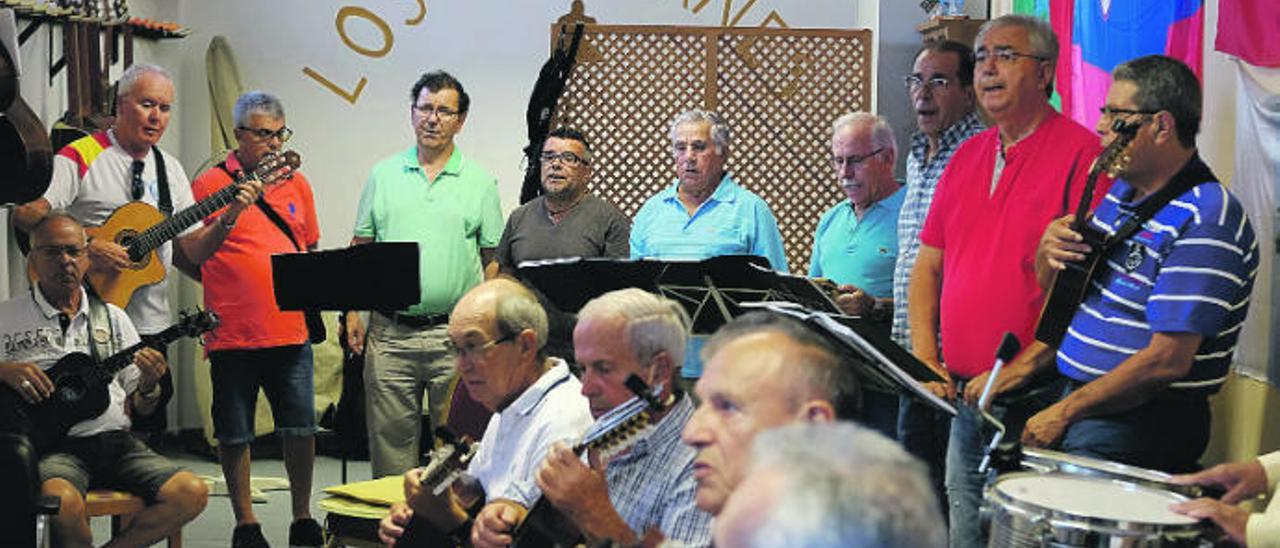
[39,430,182,503]
[209,344,316,445]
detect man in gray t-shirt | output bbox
[496,127,630,358]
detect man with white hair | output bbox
[810,112,904,321]
[630,110,788,382]
[12,63,262,438]
[714,422,946,548]
[808,112,903,439]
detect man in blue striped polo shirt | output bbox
[996,55,1257,473]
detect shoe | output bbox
[232,522,270,548]
[288,517,325,548]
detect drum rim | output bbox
[1020,447,1204,498]
[985,472,1204,537]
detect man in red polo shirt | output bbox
[907,14,1107,548]
[189,91,324,548]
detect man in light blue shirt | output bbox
[810,112,904,320]
[630,110,787,380]
[630,110,788,272]
[808,112,904,438]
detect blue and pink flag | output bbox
[1015,1,1204,129]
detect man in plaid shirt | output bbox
[891,40,984,505]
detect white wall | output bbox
[157,0,879,250]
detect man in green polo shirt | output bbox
[345,70,503,478]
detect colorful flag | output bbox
[1216,0,1280,68]
[1013,1,1204,129]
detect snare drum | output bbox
[985,472,1206,547]
[1020,447,1204,498]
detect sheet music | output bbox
[747,303,957,416]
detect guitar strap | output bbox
[84,291,114,363]
[216,161,326,344]
[214,161,304,251]
[1098,154,1216,255]
[151,145,173,218]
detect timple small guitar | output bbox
[1034,119,1143,347]
[394,428,479,547]
[511,375,668,548]
[13,309,217,452]
[77,150,300,307]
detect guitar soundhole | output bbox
[58,379,86,404]
[116,230,148,268]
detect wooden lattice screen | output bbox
[551,24,873,274]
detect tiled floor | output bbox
[90,449,377,548]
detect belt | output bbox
[382,312,449,329]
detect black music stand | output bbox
[517,254,842,335]
[272,242,421,313]
[746,302,957,416]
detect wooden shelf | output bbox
[917,16,986,47]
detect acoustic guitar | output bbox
[11,308,217,453]
[76,150,300,307]
[510,375,668,548]
[0,24,54,205]
[1033,119,1143,347]
[394,428,480,547]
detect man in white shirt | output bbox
[377,279,592,546]
[0,213,208,548]
[11,63,260,435]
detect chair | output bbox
[84,490,182,548]
[0,431,59,548]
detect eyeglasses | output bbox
[34,244,86,259]
[238,126,293,143]
[539,150,588,167]
[130,160,145,200]
[904,75,955,93]
[444,332,517,359]
[1098,106,1158,119]
[414,104,461,121]
[831,147,884,168]
[974,48,1048,66]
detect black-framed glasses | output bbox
[974,48,1048,65]
[539,150,588,167]
[444,332,518,359]
[130,160,145,200]
[904,75,955,93]
[1098,106,1158,119]
[414,104,461,121]
[831,147,884,168]
[238,126,293,142]
[34,244,86,259]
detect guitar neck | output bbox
[98,322,186,377]
[129,182,239,256]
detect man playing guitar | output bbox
[11,63,261,436]
[0,212,209,548]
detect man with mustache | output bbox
[495,127,631,360]
[12,64,262,439]
[346,70,504,478]
[907,14,1105,547]
[808,112,903,438]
